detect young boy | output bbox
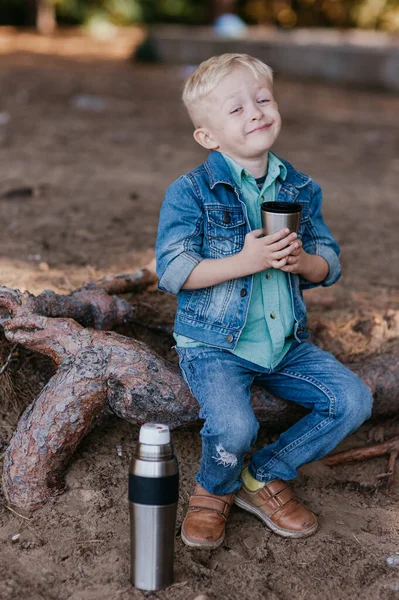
[155,54,373,548]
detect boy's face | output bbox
[193,66,281,164]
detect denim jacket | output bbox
[155,151,341,350]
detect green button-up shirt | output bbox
[174,151,295,369]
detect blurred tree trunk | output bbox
[27,0,56,34]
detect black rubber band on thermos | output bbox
[129,473,179,505]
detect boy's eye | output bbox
[229,106,242,114]
[258,98,271,104]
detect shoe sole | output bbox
[181,525,225,550]
[234,496,318,539]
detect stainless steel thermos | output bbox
[129,423,179,591]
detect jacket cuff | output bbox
[158,251,204,295]
[319,246,341,287]
[300,247,341,290]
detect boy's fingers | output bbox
[288,239,302,256]
[251,228,290,240]
[289,239,302,252]
[267,232,297,250]
[271,243,298,260]
[250,228,266,238]
[271,257,288,269]
[263,228,291,244]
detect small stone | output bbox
[71,94,106,112]
[386,555,399,567]
[0,112,10,126]
[208,558,218,571]
[38,262,50,272]
[76,229,96,241]
[243,535,257,549]
[193,595,208,600]
[11,534,20,543]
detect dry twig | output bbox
[0,343,17,376]
[321,437,399,488]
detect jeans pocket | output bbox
[176,346,213,364]
[175,348,196,393]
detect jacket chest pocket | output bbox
[205,207,246,256]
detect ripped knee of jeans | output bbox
[212,444,238,468]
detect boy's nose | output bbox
[250,105,263,120]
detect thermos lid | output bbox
[139,423,170,445]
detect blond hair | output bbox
[182,53,273,126]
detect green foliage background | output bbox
[0,0,398,31]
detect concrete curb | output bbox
[146,26,399,91]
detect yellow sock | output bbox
[241,467,265,491]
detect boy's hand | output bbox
[280,242,330,283]
[279,238,308,274]
[238,228,299,274]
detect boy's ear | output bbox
[193,127,219,151]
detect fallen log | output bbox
[0,281,398,511]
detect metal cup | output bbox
[261,201,302,236]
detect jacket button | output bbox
[270,312,277,319]
[240,288,247,297]
[226,334,234,343]
[223,211,231,224]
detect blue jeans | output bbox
[176,341,373,495]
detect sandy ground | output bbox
[0,31,398,600]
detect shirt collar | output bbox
[204,150,308,190]
[220,151,287,191]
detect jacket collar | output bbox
[204,150,310,190]
[204,151,237,189]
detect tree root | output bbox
[80,258,157,295]
[0,260,157,331]
[0,271,398,511]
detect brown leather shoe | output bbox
[181,484,235,549]
[234,479,318,538]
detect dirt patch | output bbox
[0,33,398,600]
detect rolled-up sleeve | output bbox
[300,180,341,290]
[155,175,204,295]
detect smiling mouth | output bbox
[248,123,272,134]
